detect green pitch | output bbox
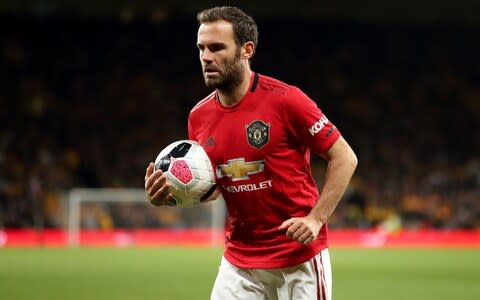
[0,247,478,300]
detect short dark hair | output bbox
[197,6,258,51]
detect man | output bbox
[145,6,357,300]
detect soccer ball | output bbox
[154,140,217,208]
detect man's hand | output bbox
[144,162,174,206]
[279,215,323,245]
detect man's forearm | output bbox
[309,138,358,223]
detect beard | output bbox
[203,49,243,92]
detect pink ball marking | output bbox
[170,159,193,184]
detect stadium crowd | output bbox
[1,14,479,230]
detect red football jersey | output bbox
[188,73,341,268]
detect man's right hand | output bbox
[144,162,174,206]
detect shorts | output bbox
[211,248,332,300]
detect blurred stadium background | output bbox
[1,1,479,299]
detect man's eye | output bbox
[209,44,224,52]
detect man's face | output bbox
[197,20,243,91]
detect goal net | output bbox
[67,188,226,247]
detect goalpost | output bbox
[67,188,226,247]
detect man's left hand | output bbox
[279,215,323,245]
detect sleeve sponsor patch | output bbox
[308,115,329,136]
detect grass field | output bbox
[0,247,479,300]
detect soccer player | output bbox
[144,6,357,300]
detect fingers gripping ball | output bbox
[154,140,217,208]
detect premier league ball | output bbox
[154,140,217,208]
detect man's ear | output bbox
[242,41,255,60]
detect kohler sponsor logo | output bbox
[308,115,329,136]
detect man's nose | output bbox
[201,49,213,62]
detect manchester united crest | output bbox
[246,120,270,149]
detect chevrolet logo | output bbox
[217,158,264,181]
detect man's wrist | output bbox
[308,211,328,225]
